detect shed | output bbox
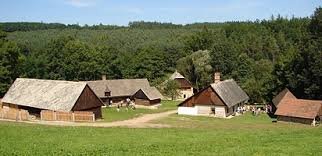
[132,87,163,106]
[275,99,322,125]
[178,79,249,117]
[1,78,104,119]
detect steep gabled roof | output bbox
[210,79,249,107]
[87,79,151,98]
[272,88,297,107]
[169,71,185,79]
[275,99,322,119]
[178,79,249,107]
[2,78,88,111]
[138,87,163,100]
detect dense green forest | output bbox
[0,7,321,103]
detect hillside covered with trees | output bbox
[0,7,321,103]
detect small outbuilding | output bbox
[274,89,322,125]
[1,78,104,119]
[132,87,163,106]
[87,77,153,105]
[178,79,249,118]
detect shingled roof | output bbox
[169,71,185,79]
[272,88,297,107]
[275,99,322,119]
[210,79,249,107]
[2,78,89,111]
[138,87,163,100]
[87,79,151,98]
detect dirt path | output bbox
[2,110,177,128]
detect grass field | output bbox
[100,100,178,122]
[0,111,321,155]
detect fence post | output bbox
[40,111,43,121]
[92,114,95,122]
[18,110,21,121]
[54,111,57,121]
[72,112,75,122]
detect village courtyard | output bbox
[0,100,321,155]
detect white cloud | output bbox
[65,0,96,8]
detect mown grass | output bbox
[0,108,321,155]
[100,100,178,122]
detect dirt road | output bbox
[2,110,177,128]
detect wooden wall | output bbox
[277,116,313,125]
[134,98,161,106]
[73,85,103,118]
[180,86,225,107]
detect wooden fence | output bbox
[0,107,29,121]
[40,110,95,122]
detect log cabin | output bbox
[132,87,163,106]
[177,75,249,118]
[1,78,104,119]
[87,76,154,105]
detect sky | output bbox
[0,0,320,26]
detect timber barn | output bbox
[178,78,249,118]
[132,87,163,106]
[1,78,104,119]
[87,76,158,105]
[166,71,194,101]
[274,89,322,125]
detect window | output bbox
[184,94,186,98]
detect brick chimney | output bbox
[102,75,107,80]
[214,72,221,83]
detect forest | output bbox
[0,7,321,103]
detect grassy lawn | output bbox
[100,100,178,122]
[0,112,321,155]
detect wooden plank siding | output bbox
[180,86,225,107]
[72,85,103,119]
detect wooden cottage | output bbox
[178,79,249,118]
[271,88,297,112]
[274,89,322,125]
[1,78,104,119]
[165,71,194,100]
[132,87,163,106]
[87,77,154,105]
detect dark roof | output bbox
[87,79,151,98]
[272,88,297,107]
[1,78,97,111]
[210,79,249,107]
[175,78,192,88]
[275,99,322,119]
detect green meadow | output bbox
[0,109,321,155]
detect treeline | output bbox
[0,7,321,103]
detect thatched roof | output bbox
[272,88,297,107]
[138,87,163,100]
[210,79,249,107]
[2,78,88,111]
[87,79,151,98]
[275,99,322,119]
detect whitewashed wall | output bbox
[178,107,198,115]
[214,106,226,117]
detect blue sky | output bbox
[0,0,320,26]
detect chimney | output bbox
[214,72,221,83]
[102,75,107,80]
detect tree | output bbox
[162,80,181,100]
[0,31,22,96]
[177,50,213,90]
